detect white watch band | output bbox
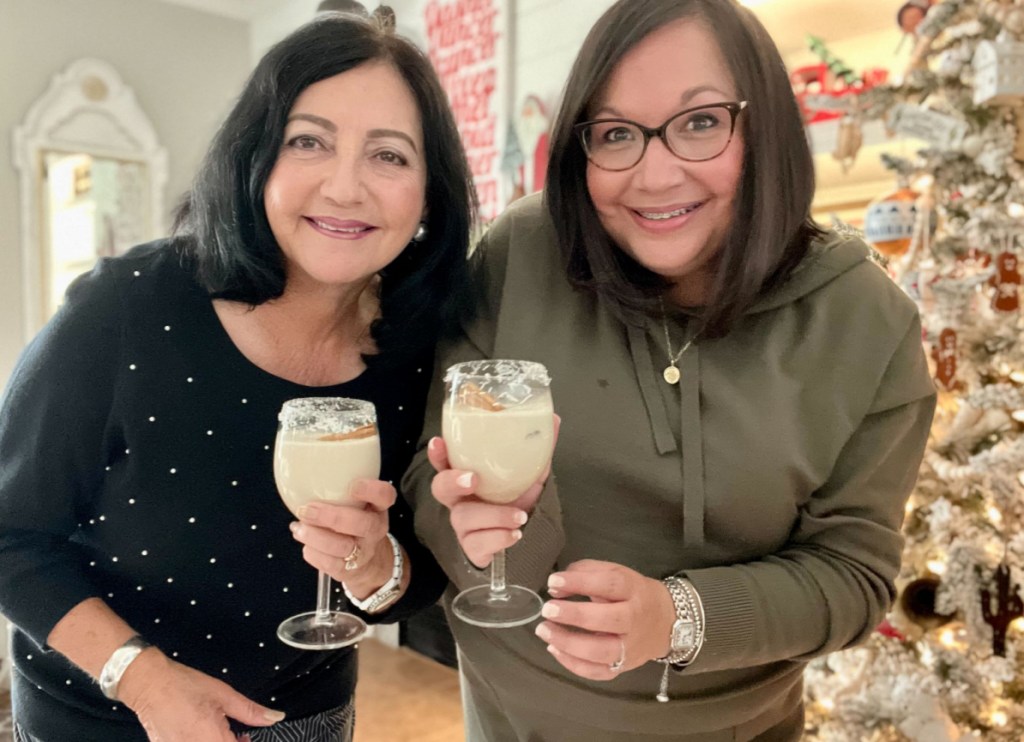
[343,533,404,614]
[99,635,152,700]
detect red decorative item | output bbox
[789,64,889,125]
[876,619,907,641]
[932,328,959,391]
[981,564,1024,657]
[991,251,1021,312]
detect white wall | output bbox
[0,0,252,689]
[513,0,612,118]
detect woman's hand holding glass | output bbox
[426,435,549,568]
[430,359,557,628]
[274,397,380,649]
[537,560,677,681]
[289,479,399,601]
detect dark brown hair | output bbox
[174,12,476,366]
[545,0,823,336]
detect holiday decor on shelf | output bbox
[803,1,1024,740]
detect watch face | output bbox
[671,619,696,651]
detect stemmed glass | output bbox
[273,397,380,649]
[443,360,555,628]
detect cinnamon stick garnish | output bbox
[319,423,378,441]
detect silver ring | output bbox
[343,542,362,571]
[609,638,625,673]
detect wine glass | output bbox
[442,360,555,628]
[273,397,380,649]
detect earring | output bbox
[412,222,428,243]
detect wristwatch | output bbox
[656,576,705,667]
[343,533,404,614]
[99,635,152,700]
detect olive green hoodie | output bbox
[403,193,936,740]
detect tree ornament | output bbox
[960,133,984,158]
[980,563,1024,656]
[973,32,1024,106]
[832,116,863,174]
[932,328,960,392]
[898,0,936,35]
[991,250,1021,311]
[1005,7,1024,36]
[897,574,955,630]
[864,181,919,256]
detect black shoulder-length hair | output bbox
[545,0,823,337]
[174,12,476,366]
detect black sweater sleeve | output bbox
[0,260,125,648]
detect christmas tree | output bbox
[802,2,1024,740]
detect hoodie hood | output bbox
[627,231,875,547]
[747,232,873,315]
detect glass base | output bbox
[451,584,543,628]
[277,611,367,650]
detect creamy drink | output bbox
[443,360,553,628]
[274,431,381,516]
[273,397,376,650]
[443,395,554,504]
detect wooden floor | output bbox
[0,639,462,742]
[355,637,464,742]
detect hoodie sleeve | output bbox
[401,214,567,594]
[682,312,936,673]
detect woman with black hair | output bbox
[407,0,936,740]
[0,10,473,742]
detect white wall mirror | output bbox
[13,58,168,339]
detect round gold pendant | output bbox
[663,365,681,385]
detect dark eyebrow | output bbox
[592,84,733,119]
[284,117,418,153]
[368,128,418,153]
[286,113,336,131]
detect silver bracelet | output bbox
[98,635,152,700]
[655,577,706,703]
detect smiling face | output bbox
[264,61,427,293]
[584,18,744,306]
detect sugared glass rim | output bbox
[277,397,377,431]
[444,359,551,386]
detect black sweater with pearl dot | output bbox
[0,241,447,741]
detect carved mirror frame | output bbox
[12,58,168,340]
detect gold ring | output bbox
[343,542,362,571]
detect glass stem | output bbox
[489,549,509,597]
[315,570,333,625]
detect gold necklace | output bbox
[659,298,697,385]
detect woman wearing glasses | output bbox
[406,0,936,739]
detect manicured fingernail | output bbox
[428,437,440,451]
[264,709,286,722]
[513,510,528,525]
[535,623,552,641]
[288,522,304,537]
[297,503,322,522]
[547,644,562,657]
[541,602,560,618]
[456,472,473,488]
[548,574,565,589]
[511,529,523,542]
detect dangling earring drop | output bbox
[412,222,428,243]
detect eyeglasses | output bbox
[575,101,748,171]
